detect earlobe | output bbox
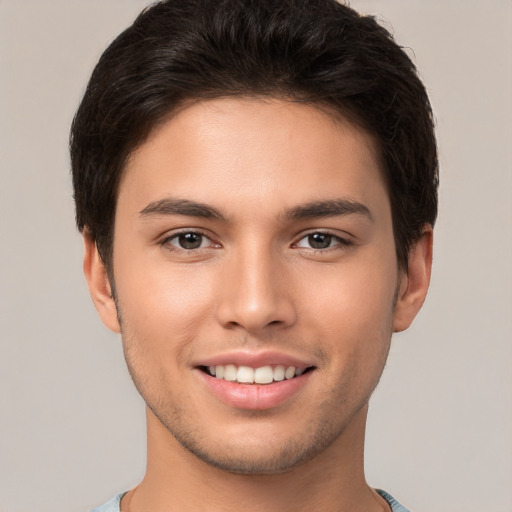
[393,227,433,333]
[82,232,121,333]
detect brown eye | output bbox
[169,232,207,250]
[307,233,333,249]
[295,232,351,251]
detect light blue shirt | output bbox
[90,489,410,511]
[90,493,123,512]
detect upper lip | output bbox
[193,350,315,369]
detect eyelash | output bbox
[293,231,352,252]
[162,230,218,252]
[161,230,352,253]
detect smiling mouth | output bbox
[199,364,314,385]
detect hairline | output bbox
[97,93,390,267]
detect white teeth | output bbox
[273,365,285,381]
[223,364,237,381]
[254,366,273,384]
[284,366,296,380]
[207,364,307,384]
[237,366,254,383]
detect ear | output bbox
[393,226,433,333]
[82,232,121,333]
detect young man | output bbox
[70,1,438,511]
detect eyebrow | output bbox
[282,199,373,222]
[139,197,373,223]
[139,198,226,220]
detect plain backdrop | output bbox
[1,1,511,511]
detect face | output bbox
[85,97,429,474]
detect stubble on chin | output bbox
[117,292,395,477]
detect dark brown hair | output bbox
[70,0,438,271]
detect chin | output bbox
[152,404,350,476]
[175,437,322,475]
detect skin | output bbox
[84,97,432,512]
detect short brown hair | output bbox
[70,0,438,271]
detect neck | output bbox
[125,404,389,512]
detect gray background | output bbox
[1,1,511,511]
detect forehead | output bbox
[119,97,388,218]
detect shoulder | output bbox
[88,490,408,512]
[89,493,125,512]
[376,489,411,512]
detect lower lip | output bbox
[195,370,312,410]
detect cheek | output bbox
[114,258,218,349]
[297,254,397,365]
[302,258,397,326]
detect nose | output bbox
[214,243,297,334]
